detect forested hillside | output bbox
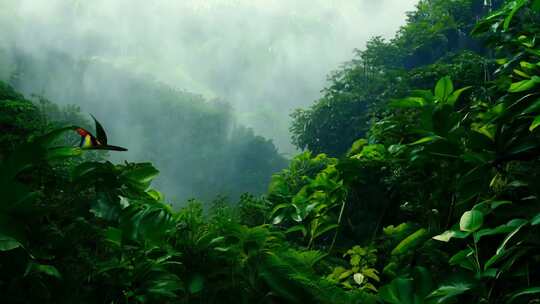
[1,0,540,303]
[1,50,287,202]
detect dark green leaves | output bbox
[426,282,472,303]
[503,0,527,31]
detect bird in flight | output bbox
[74,114,127,151]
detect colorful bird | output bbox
[74,114,127,151]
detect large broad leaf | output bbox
[434,76,454,102]
[90,194,122,221]
[391,228,429,255]
[121,163,160,190]
[459,210,484,232]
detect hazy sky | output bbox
[1,0,418,153]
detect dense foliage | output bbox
[1,0,540,303]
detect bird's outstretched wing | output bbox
[90,114,108,145]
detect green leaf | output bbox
[449,248,475,271]
[459,210,484,232]
[353,273,364,285]
[496,220,528,255]
[391,228,429,255]
[520,61,537,70]
[46,147,82,160]
[513,69,531,78]
[188,274,204,294]
[533,0,540,11]
[426,282,471,303]
[529,115,540,131]
[410,89,434,102]
[531,212,540,225]
[473,219,527,243]
[507,287,540,303]
[433,230,470,242]
[508,77,540,93]
[312,223,338,240]
[503,0,526,30]
[434,76,454,102]
[272,213,285,225]
[379,278,414,304]
[121,163,160,190]
[0,234,22,251]
[410,135,443,145]
[25,262,62,279]
[104,227,122,246]
[521,97,540,114]
[447,86,472,105]
[0,214,27,251]
[285,225,307,236]
[389,97,426,108]
[147,189,164,201]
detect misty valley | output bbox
[1,0,540,303]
